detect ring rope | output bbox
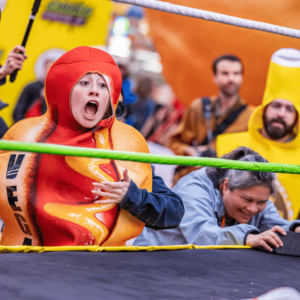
[112,0,300,39]
[0,140,300,174]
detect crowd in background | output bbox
[0,48,253,188]
[0,47,299,193]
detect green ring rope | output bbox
[0,140,299,174]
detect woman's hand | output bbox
[92,169,131,204]
[246,226,286,252]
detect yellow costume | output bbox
[217,48,300,221]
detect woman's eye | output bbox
[80,81,89,86]
[259,201,268,205]
[244,198,251,203]
[99,83,107,88]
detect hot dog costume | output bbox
[0,46,152,246]
[217,48,300,221]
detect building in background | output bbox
[106,4,163,82]
[103,4,184,148]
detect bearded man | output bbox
[217,48,300,221]
[262,99,297,143]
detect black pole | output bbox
[10,0,42,82]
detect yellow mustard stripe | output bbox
[0,245,251,253]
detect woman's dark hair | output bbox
[206,147,276,194]
[102,100,113,120]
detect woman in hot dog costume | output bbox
[0,46,184,247]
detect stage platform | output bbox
[0,248,298,300]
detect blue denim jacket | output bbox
[119,170,184,230]
[134,168,300,246]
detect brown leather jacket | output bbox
[169,96,254,155]
[169,96,254,184]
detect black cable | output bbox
[10,0,42,82]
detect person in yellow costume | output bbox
[217,48,300,221]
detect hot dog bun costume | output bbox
[217,48,300,221]
[0,46,152,246]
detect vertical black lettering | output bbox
[6,186,22,212]
[22,238,32,246]
[6,154,25,179]
[14,213,32,236]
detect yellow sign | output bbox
[0,0,112,126]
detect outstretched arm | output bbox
[246,200,300,252]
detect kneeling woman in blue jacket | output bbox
[134,147,300,251]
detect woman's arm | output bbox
[245,201,300,252]
[257,200,300,233]
[92,168,185,230]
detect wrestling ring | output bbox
[0,139,299,299]
[1,0,300,298]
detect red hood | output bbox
[45,46,122,134]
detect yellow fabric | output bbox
[217,60,300,221]
[0,0,112,126]
[0,245,251,253]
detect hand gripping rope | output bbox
[112,0,300,39]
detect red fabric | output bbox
[35,47,122,246]
[45,46,121,131]
[24,98,43,118]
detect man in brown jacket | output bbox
[169,54,254,183]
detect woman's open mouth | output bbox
[84,101,99,120]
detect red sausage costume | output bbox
[0,46,152,246]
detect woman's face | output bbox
[222,178,270,224]
[71,73,110,128]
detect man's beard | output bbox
[263,115,296,140]
[221,82,240,97]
